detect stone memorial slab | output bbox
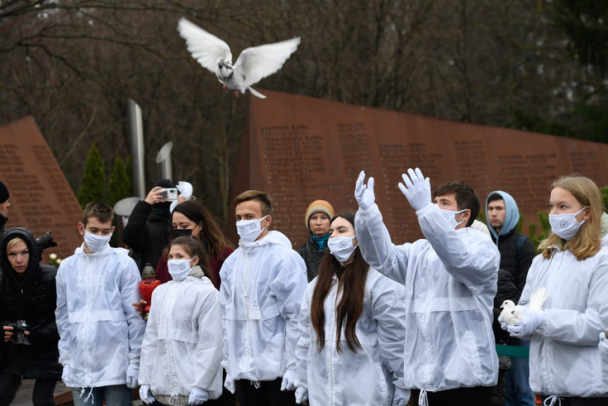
[229,91,608,247]
[0,117,83,262]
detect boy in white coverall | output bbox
[219,190,308,406]
[55,202,145,405]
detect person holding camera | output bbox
[123,179,176,271]
[0,227,62,406]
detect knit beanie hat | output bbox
[305,200,335,229]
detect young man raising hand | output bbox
[354,169,500,406]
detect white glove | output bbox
[497,315,509,331]
[398,168,431,211]
[224,373,235,394]
[392,387,411,406]
[188,387,209,405]
[295,387,308,404]
[170,181,194,213]
[126,363,139,389]
[355,171,375,211]
[61,363,71,383]
[507,307,544,338]
[280,369,297,391]
[599,332,608,361]
[139,385,155,405]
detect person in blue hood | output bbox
[485,191,536,406]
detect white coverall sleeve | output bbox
[355,204,411,285]
[193,289,224,390]
[542,262,608,345]
[269,254,308,372]
[371,277,406,389]
[121,259,146,364]
[138,290,159,385]
[416,204,499,293]
[55,263,70,365]
[219,268,231,372]
[295,287,313,389]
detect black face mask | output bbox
[173,229,193,238]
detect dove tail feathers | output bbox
[248,87,266,99]
[529,287,548,311]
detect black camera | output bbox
[3,320,32,346]
[36,231,57,253]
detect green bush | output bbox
[77,143,106,208]
[108,157,132,207]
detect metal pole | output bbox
[126,99,146,199]
[155,142,174,181]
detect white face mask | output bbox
[236,216,268,243]
[167,258,195,281]
[549,207,587,241]
[83,230,112,253]
[439,208,467,229]
[328,236,358,263]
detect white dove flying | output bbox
[177,18,301,99]
[500,287,548,325]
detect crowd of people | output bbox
[0,167,607,406]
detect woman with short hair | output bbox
[296,200,334,281]
[0,228,62,406]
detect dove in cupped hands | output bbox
[178,18,301,99]
[499,287,548,338]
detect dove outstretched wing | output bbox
[178,18,232,75]
[234,37,301,87]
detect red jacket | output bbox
[155,246,234,290]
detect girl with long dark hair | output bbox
[294,212,409,406]
[156,200,234,289]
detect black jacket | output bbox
[493,269,519,345]
[122,200,171,271]
[0,228,61,380]
[491,228,535,300]
[296,237,327,282]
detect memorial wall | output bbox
[229,90,608,247]
[0,117,83,262]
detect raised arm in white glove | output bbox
[398,168,432,211]
[139,385,155,405]
[189,388,209,405]
[295,387,308,404]
[355,171,376,211]
[126,363,139,389]
[281,369,297,391]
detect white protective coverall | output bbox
[296,269,406,406]
[55,244,145,388]
[518,247,608,397]
[219,230,308,385]
[139,266,223,405]
[354,203,500,395]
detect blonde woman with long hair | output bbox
[501,175,608,406]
